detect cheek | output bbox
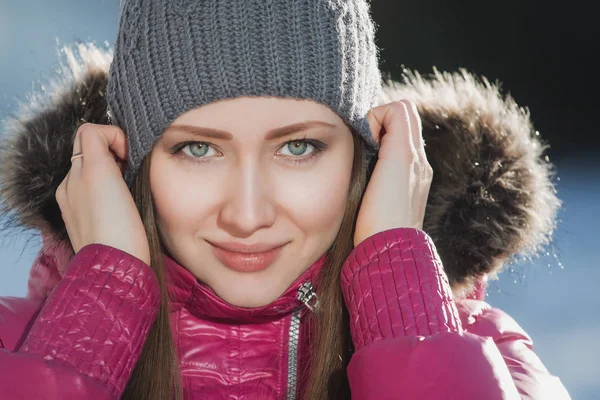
[277,158,352,233]
[149,158,214,235]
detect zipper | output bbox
[297,282,319,312]
[286,282,319,399]
[286,308,301,400]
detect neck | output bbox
[164,253,327,323]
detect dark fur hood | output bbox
[0,43,560,295]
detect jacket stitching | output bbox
[401,231,417,336]
[376,236,393,339]
[388,229,406,337]
[84,247,124,382]
[41,246,100,354]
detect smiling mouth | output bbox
[208,242,288,272]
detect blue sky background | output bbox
[1,1,598,398]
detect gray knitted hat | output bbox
[107,0,383,186]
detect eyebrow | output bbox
[166,120,337,140]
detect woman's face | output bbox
[149,96,354,308]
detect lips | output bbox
[208,241,287,272]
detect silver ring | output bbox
[70,152,84,162]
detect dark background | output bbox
[0,1,598,398]
[371,0,597,161]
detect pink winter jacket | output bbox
[0,228,570,399]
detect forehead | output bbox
[170,96,342,130]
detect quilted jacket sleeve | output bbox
[341,228,571,400]
[0,243,160,399]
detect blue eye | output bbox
[182,143,216,158]
[277,139,328,165]
[281,140,312,157]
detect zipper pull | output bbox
[297,282,319,312]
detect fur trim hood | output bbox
[0,43,560,295]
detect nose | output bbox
[218,161,277,238]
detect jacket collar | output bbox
[164,253,326,323]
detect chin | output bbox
[192,248,304,308]
[216,285,282,308]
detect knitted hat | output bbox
[107,0,383,186]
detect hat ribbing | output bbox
[107,0,383,185]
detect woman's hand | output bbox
[55,123,151,265]
[354,100,433,247]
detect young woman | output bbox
[0,1,570,399]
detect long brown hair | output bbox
[121,154,183,400]
[122,130,374,399]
